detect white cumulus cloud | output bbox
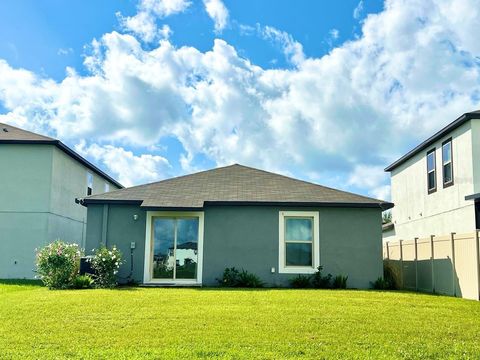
[203,0,229,32]
[0,0,480,195]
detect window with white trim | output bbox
[104,182,110,192]
[279,211,319,274]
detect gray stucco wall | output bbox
[85,204,382,288]
[203,206,382,288]
[0,143,121,279]
[85,204,146,282]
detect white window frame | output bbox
[278,211,319,274]
[143,211,204,285]
[104,182,110,192]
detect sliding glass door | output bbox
[152,217,199,281]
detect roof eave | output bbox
[385,112,480,172]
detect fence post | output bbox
[399,239,404,289]
[430,235,435,294]
[476,230,480,301]
[414,237,419,292]
[451,232,456,297]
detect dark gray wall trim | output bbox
[465,193,480,201]
[385,112,480,172]
[0,139,123,188]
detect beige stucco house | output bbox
[383,110,480,241]
[0,123,122,279]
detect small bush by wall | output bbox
[90,246,122,288]
[217,267,264,288]
[288,267,348,289]
[35,240,83,289]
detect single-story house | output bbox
[81,164,393,288]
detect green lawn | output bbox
[1,282,480,359]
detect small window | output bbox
[426,149,436,193]
[104,183,110,192]
[442,139,453,187]
[86,172,93,196]
[279,211,319,274]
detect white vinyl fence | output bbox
[383,231,480,300]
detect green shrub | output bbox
[73,275,94,289]
[289,275,312,288]
[311,266,332,289]
[332,275,348,289]
[35,240,83,289]
[383,260,400,290]
[237,270,264,288]
[90,246,122,288]
[217,267,263,288]
[370,277,395,290]
[217,267,240,287]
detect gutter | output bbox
[385,111,480,172]
[78,199,394,211]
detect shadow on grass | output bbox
[0,279,44,286]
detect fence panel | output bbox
[453,233,478,300]
[402,240,416,290]
[384,232,480,300]
[417,238,432,293]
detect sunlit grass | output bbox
[0,282,479,359]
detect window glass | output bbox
[175,218,199,279]
[443,162,453,184]
[427,151,435,172]
[284,217,313,267]
[286,243,312,266]
[442,140,453,185]
[427,150,436,192]
[442,142,452,163]
[152,218,175,279]
[86,172,93,196]
[285,218,313,241]
[104,183,110,192]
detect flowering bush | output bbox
[36,240,83,289]
[90,246,122,288]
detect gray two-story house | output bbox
[0,123,122,279]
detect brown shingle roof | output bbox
[84,164,393,210]
[0,122,55,141]
[0,122,123,188]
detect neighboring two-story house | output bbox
[383,110,480,242]
[0,123,122,279]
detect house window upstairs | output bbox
[442,139,453,187]
[427,148,436,194]
[86,172,93,196]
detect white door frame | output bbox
[143,211,204,285]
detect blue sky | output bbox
[0,0,479,199]
[0,0,383,79]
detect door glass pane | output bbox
[175,218,199,279]
[152,218,175,279]
[286,243,312,266]
[285,218,313,241]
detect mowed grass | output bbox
[1,282,480,359]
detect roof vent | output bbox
[2,128,8,132]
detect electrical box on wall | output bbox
[130,242,136,249]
